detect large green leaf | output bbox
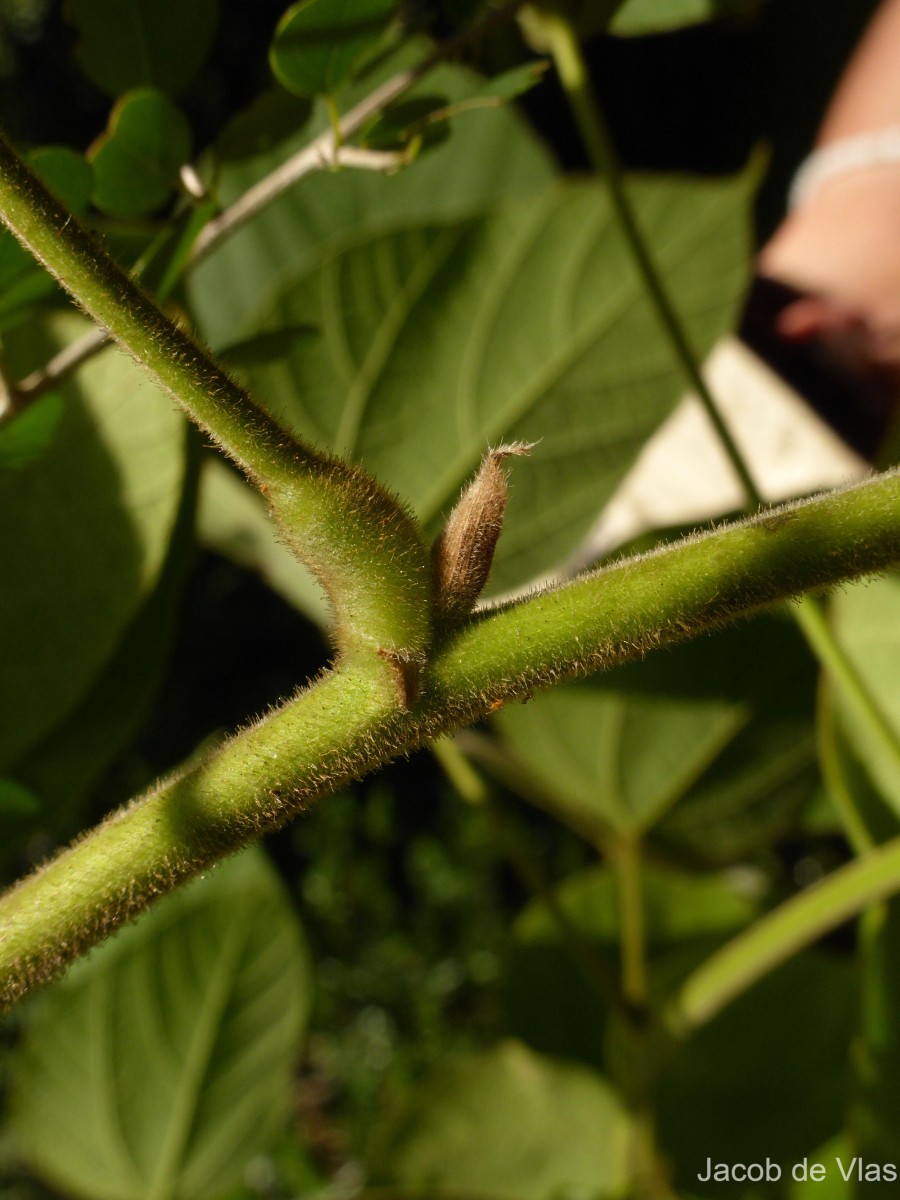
[373,1040,631,1200]
[66,0,218,97]
[269,0,396,98]
[506,863,755,1067]
[0,314,187,771]
[656,952,858,1193]
[228,173,749,590]
[0,440,198,861]
[11,848,311,1200]
[494,615,813,841]
[830,573,900,814]
[188,55,557,350]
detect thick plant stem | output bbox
[537,8,762,508]
[0,472,898,1010]
[0,133,431,664]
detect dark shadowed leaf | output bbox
[67,0,218,97]
[270,0,396,98]
[0,314,187,771]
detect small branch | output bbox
[537,7,762,509]
[664,832,900,1037]
[794,593,900,801]
[7,0,525,408]
[1,471,898,1010]
[0,131,432,665]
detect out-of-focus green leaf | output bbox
[0,147,92,323]
[189,50,557,349]
[269,0,396,98]
[373,1040,631,1200]
[227,172,749,591]
[214,88,313,164]
[830,573,900,815]
[0,779,40,817]
[656,952,857,1193]
[0,313,187,772]
[0,438,198,860]
[788,1136,850,1199]
[611,0,757,36]
[362,64,549,153]
[11,848,311,1200]
[506,863,755,1067]
[197,455,330,628]
[66,0,218,97]
[0,392,64,469]
[89,88,192,218]
[495,616,813,842]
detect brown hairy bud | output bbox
[432,442,533,626]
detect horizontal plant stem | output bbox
[665,833,900,1037]
[0,132,431,661]
[1,471,898,1010]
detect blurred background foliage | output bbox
[0,1,896,1198]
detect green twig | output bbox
[794,593,900,795]
[665,833,900,1037]
[817,676,876,854]
[0,471,898,1010]
[616,839,647,1008]
[536,7,762,508]
[0,132,431,666]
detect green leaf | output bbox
[189,50,557,349]
[0,313,187,772]
[227,173,749,591]
[507,863,755,1067]
[66,0,218,97]
[611,0,756,36]
[0,778,41,817]
[373,1040,631,1200]
[89,88,192,218]
[830,573,900,814]
[214,87,313,164]
[0,391,64,469]
[0,148,92,323]
[495,615,809,839]
[269,0,396,98]
[0,442,198,861]
[197,455,330,628]
[11,848,311,1200]
[656,952,857,1193]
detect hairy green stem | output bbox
[0,472,898,1010]
[537,7,762,508]
[665,832,900,1037]
[0,132,431,663]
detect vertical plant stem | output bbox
[794,594,900,784]
[542,7,900,854]
[432,736,618,1004]
[616,838,647,1008]
[538,8,763,508]
[817,678,876,854]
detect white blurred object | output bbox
[583,334,869,562]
